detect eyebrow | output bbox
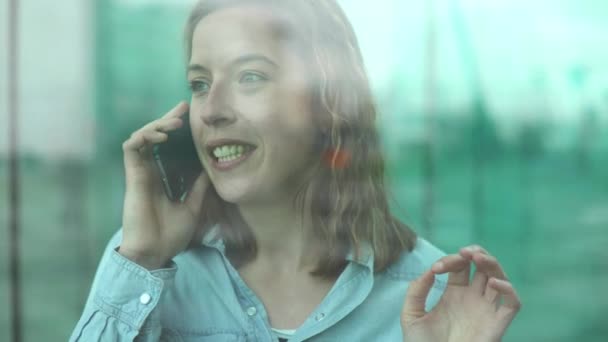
[187,53,279,74]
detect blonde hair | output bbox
[185,0,416,277]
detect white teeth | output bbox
[212,144,250,160]
[218,154,242,163]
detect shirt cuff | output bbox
[92,248,177,330]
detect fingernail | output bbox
[490,278,507,287]
[432,262,444,272]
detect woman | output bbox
[71,0,520,341]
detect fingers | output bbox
[123,132,150,170]
[489,278,521,312]
[436,245,521,335]
[123,122,174,170]
[459,244,489,259]
[124,102,188,152]
[488,278,522,331]
[432,254,471,286]
[459,245,508,294]
[142,130,168,144]
[123,107,186,168]
[472,253,507,281]
[483,277,500,306]
[471,269,489,294]
[184,172,210,209]
[401,270,435,327]
[162,101,189,119]
[141,117,184,134]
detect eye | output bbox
[189,79,210,95]
[239,71,267,84]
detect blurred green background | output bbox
[1,0,607,341]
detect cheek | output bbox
[189,112,200,139]
[273,89,315,145]
[188,100,202,127]
[188,103,207,155]
[237,93,276,121]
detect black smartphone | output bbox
[152,111,203,202]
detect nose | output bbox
[199,81,236,128]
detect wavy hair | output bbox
[185,0,416,277]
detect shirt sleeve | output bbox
[69,229,177,342]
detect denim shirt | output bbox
[70,227,447,342]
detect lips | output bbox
[205,138,257,171]
[212,150,255,171]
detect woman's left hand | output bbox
[400,245,521,342]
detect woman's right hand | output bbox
[119,101,210,269]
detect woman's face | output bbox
[189,5,318,205]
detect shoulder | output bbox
[383,237,447,285]
[367,237,448,314]
[107,229,123,249]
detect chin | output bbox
[212,179,261,205]
[214,179,290,207]
[214,185,247,204]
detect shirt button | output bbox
[246,306,257,316]
[315,312,325,322]
[139,293,152,305]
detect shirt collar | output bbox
[201,224,375,270]
[346,241,374,271]
[201,225,226,252]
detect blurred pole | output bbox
[517,73,547,281]
[8,0,23,341]
[422,0,438,239]
[569,65,592,173]
[450,0,486,242]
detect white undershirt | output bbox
[271,327,297,339]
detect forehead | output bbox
[190,5,294,65]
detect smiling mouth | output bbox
[206,141,257,171]
[209,144,255,162]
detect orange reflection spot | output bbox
[323,148,351,169]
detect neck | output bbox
[236,193,321,273]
